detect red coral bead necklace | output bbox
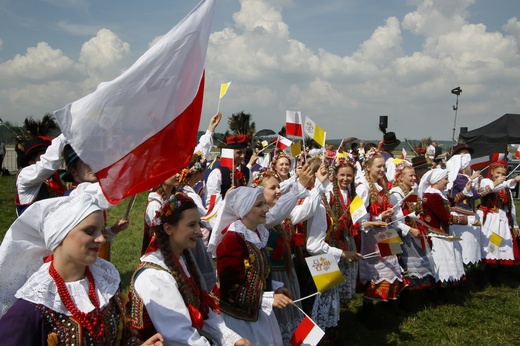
[49,261,105,339]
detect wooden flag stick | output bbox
[122,195,137,219]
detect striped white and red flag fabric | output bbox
[54,0,215,203]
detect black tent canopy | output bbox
[459,113,520,160]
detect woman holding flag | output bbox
[304,158,363,339]
[390,160,435,290]
[419,168,467,292]
[356,148,406,317]
[252,168,308,345]
[478,161,520,283]
[445,151,484,269]
[324,156,363,307]
[208,186,293,346]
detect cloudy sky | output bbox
[1,0,519,141]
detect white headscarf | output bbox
[418,168,448,199]
[446,153,471,189]
[0,194,102,316]
[207,186,264,254]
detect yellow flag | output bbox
[490,232,503,247]
[376,227,402,244]
[349,195,367,224]
[219,81,231,99]
[305,254,345,292]
[290,141,302,157]
[303,116,326,147]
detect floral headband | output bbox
[270,151,290,167]
[332,155,356,169]
[394,160,412,179]
[252,168,277,187]
[152,191,193,227]
[364,147,381,162]
[189,151,207,173]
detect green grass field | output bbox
[1,174,520,345]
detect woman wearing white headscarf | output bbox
[209,187,293,346]
[420,169,468,287]
[446,153,483,266]
[0,195,163,346]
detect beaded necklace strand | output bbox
[49,262,105,339]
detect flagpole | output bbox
[301,139,307,164]
[295,301,316,320]
[390,190,414,210]
[333,138,345,163]
[404,139,418,156]
[231,156,235,187]
[258,141,275,154]
[507,162,520,178]
[362,252,381,259]
[122,195,137,219]
[321,132,327,164]
[477,164,490,173]
[293,291,321,304]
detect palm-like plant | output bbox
[24,113,59,137]
[227,111,256,137]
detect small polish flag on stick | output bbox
[290,311,325,346]
[276,135,293,151]
[220,148,234,169]
[286,110,303,139]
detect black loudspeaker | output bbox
[460,127,468,134]
[379,116,388,129]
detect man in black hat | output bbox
[451,144,474,157]
[380,131,401,182]
[15,135,67,216]
[411,155,432,181]
[205,134,252,205]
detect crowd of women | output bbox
[0,121,519,345]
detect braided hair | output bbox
[363,149,389,206]
[152,192,205,309]
[178,152,207,187]
[393,161,413,195]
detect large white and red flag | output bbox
[286,110,303,138]
[54,0,215,203]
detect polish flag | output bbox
[220,148,234,170]
[490,152,506,163]
[516,146,520,159]
[470,152,505,171]
[286,110,303,138]
[469,156,489,171]
[290,316,325,346]
[401,147,407,160]
[276,135,293,151]
[54,0,215,203]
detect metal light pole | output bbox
[451,87,462,145]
